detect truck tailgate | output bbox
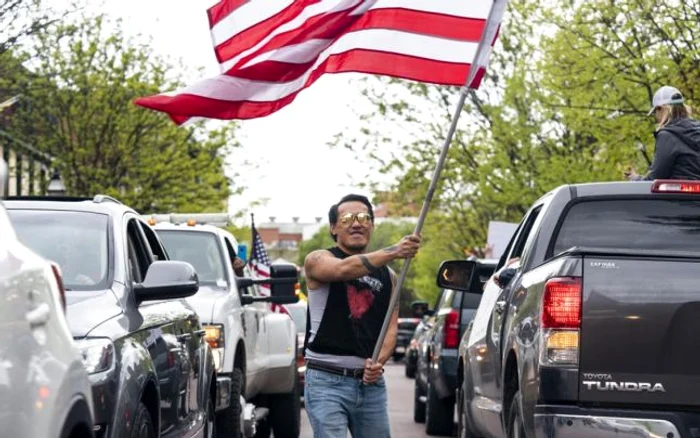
[580,256,700,406]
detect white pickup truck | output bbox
[151,217,300,438]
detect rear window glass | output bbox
[553,199,700,255]
[157,230,228,286]
[452,291,482,309]
[7,209,110,291]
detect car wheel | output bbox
[405,361,416,378]
[216,368,243,438]
[204,396,216,438]
[413,380,426,423]
[131,402,155,438]
[267,368,301,438]
[507,390,525,438]
[425,378,455,436]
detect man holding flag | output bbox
[136,0,508,435]
[303,194,420,437]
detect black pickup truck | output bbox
[441,180,700,438]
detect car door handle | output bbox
[495,301,506,315]
[26,303,51,327]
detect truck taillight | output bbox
[50,263,66,312]
[541,277,581,366]
[542,277,581,329]
[443,309,460,349]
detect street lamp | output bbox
[47,169,66,196]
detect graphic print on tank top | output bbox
[346,275,384,320]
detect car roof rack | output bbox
[4,195,91,202]
[92,194,122,205]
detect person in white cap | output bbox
[626,85,700,180]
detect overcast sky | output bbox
[71,0,402,225]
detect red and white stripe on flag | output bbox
[135,0,508,124]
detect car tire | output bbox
[425,378,455,436]
[405,361,416,378]
[131,402,155,438]
[267,368,301,438]
[413,380,426,423]
[507,390,525,438]
[216,368,244,438]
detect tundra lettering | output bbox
[582,381,666,392]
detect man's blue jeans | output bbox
[305,368,391,438]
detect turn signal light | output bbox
[546,330,579,349]
[203,324,224,349]
[543,330,580,365]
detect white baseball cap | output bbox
[648,85,684,115]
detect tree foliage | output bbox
[0,0,68,58]
[336,0,700,303]
[5,15,238,213]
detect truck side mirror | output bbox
[270,264,298,298]
[436,260,477,292]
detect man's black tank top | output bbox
[305,246,393,359]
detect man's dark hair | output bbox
[328,194,374,241]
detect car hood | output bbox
[66,289,123,338]
[185,284,228,323]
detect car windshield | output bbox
[157,230,228,286]
[7,209,110,291]
[286,305,307,334]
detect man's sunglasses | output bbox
[339,212,373,225]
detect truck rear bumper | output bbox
[534,411,680,438]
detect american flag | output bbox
[250,220,289,314]
[249,222,271,292]
[135,0,509,124]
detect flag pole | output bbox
[371,0,503,363]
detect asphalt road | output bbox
[299,361,442,438]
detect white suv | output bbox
[0,160,95,438]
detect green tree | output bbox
[7,15,238,213]
[540,0,700,176]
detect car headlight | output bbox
[75,338,115,374]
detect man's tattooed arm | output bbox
[303,234,419,283]
[359,255,376,273]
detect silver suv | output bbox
[0,159,95,438]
